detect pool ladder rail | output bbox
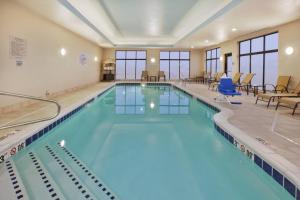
[0,91,61,130]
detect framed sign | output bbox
[9,36,27,66]
[79,53,88,66]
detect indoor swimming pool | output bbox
[0,84,295,200]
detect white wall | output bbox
[0,0,103,108]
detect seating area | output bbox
[202,73,299,114]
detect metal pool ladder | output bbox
[0,91,61,130]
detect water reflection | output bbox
[115,85,145,114]
[159,87,189,115]
[115,85,189,115]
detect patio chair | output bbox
[232,72,243,85]
[210,72,243,90]
[276,97,300,115]
[255,75,291,94]
[215,78,242,104]
[141,70,149,81]
[236,73,255,93]
[256,82,300,108]
[158,71,166,81]
[208,72,224,89]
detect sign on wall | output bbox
[79,53,88,66]
[9,36,27,66]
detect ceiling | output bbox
[14,0,300,49]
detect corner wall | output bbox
[0,0,103,108]
[202,19,300,88]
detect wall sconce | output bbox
[60,48,66,56]
[94,56,99,62]
[285,47,294,55]
[150,58,156,63]
[220,56,224,61]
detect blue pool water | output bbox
[9,84,293,199]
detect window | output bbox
[239,32,278,87]
[206,48,221,75]
[159,51,190,80]
[115,50,147,80]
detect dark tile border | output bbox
[24,86,113,148]
[214,123,299,199]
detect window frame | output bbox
[205,47,221,74]
[159,51,190,80]
[238,32,279,86]
[115,50,147,80]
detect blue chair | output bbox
[215,78,242,104]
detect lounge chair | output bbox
[256,82,300,107]
[210,72,243,90]
[141,70,148,81]
[236,73,255,94]
[255,75,291,94]
[276,97,300,115]
[215,78,241,104]
[158,71,166,81]
[208,72,224,89]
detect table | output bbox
[252,85,266,97]
[149,76,157,82]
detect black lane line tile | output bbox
[57,144,118,199]
[45,146,94,199]
[28,152,58,199]
[5,160,24,199]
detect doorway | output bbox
[224,53,233,77]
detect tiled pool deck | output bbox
[0,81,300,198]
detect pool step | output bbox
[12,151,65,200]
[53,143,118,200]
[37,145,98,200]
[0,160,28,200]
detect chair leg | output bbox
[267,98,272,108]
[292,104,298,115]
[275,102,280,110]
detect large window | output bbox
[206,48,221,75]
[160,51,190,80]
[115,50,147,80]
[239,32,278,87]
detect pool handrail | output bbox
[0,91,61,130]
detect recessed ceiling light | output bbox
[232,28,237,32]
[205,40,209,43]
